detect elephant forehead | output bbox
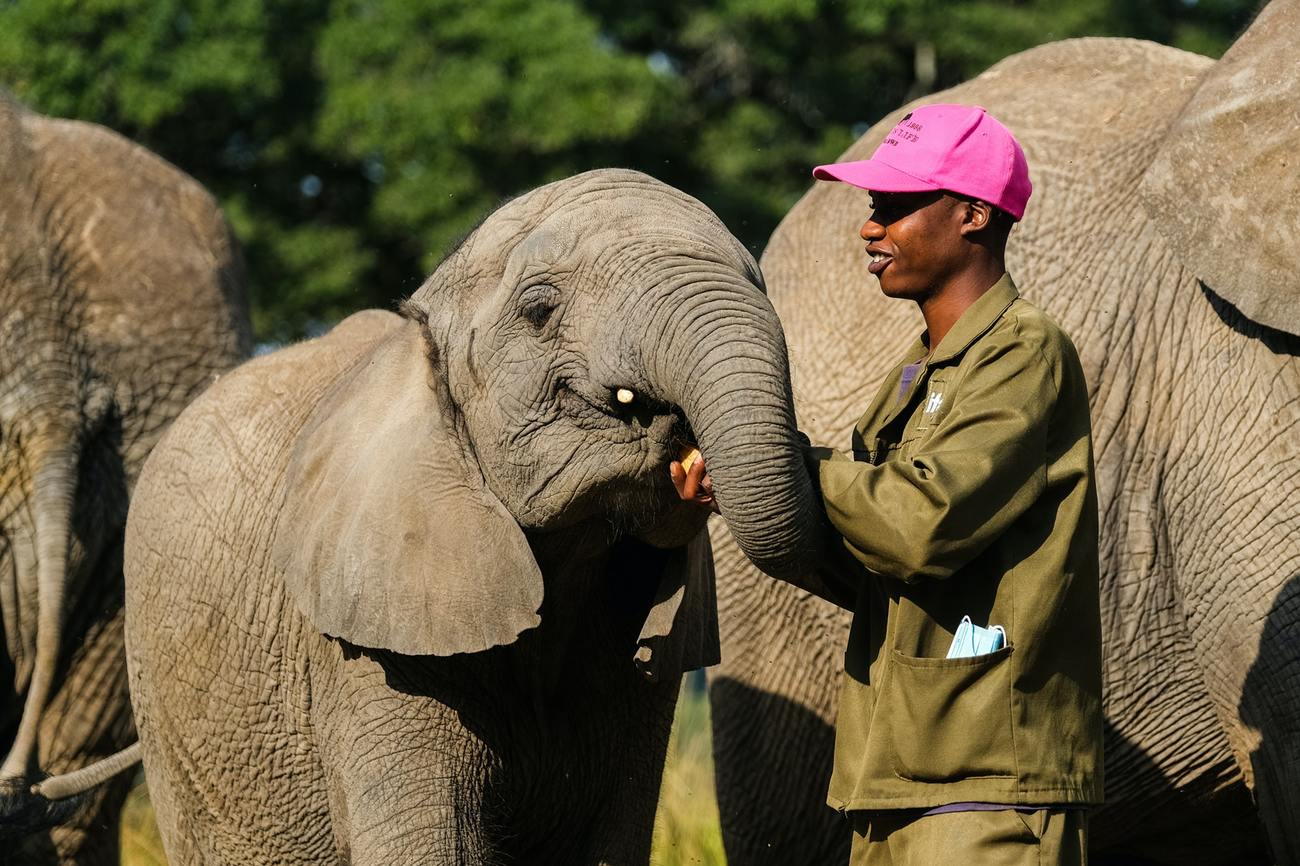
[508,216,584,267]
[520,198,750,275]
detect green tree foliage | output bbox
[314,0,670,288]
[0,0,1263,340]
[0,0,370,339]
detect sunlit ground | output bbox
[119,683,725,865]
[650,684,726,866]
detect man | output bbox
[672,103,1103,864]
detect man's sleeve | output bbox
[814,324,1057,582]
[740,439,859,610]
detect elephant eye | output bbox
[519,284,560,331]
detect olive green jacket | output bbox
[807,275,1103,811]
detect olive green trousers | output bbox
[849,809,1087,866]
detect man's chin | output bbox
[875,278,914,300]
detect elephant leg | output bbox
[128,576,335,865]
[1236,574,1300,866]
[709,676,847,864]
[578,677,678,866]
[1249,728,1300,866]
[711,541,852,866]
[313,648,493,866]
[9,552,134,866]
[314,637,680,866]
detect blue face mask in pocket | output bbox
[945,615,1006,659]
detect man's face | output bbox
[859,190,966,300]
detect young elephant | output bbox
[123,169,820,865]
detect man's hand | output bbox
[670,455,720,514]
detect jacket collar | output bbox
[925,273,1019,366]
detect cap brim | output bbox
[811,159,939,194]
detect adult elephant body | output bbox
[0,92,250,863]
[711,14,1299,866]
[124,170,821,865]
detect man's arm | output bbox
[814,323,1058,583]
[783,443,865,609]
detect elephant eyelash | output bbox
[522,301,556,329]
[519,284,560,330]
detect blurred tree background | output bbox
[0,0,1263,341]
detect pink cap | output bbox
[812,104,1031,221]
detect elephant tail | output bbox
[0,743,140,839]
[29,742,142,801]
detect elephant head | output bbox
[1138,0,1300,337]
[273,169,821,660]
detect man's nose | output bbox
[860,216,885,242]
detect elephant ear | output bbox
[273,321,543,656]
[1138,0,1300,336]
[631,529,720,683]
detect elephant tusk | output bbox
[616,388,635,404]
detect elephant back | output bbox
[1139,0,1300,337]
[125,310,399,704]
[21,112,253,471]
[130,309,400,543]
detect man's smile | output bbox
[867,246,893,275]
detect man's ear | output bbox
[958,198,994,235]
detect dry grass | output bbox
[119,683,725,865]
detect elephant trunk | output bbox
[643,280,820,579]
[33,742,141,801]
[1,443,76,784]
